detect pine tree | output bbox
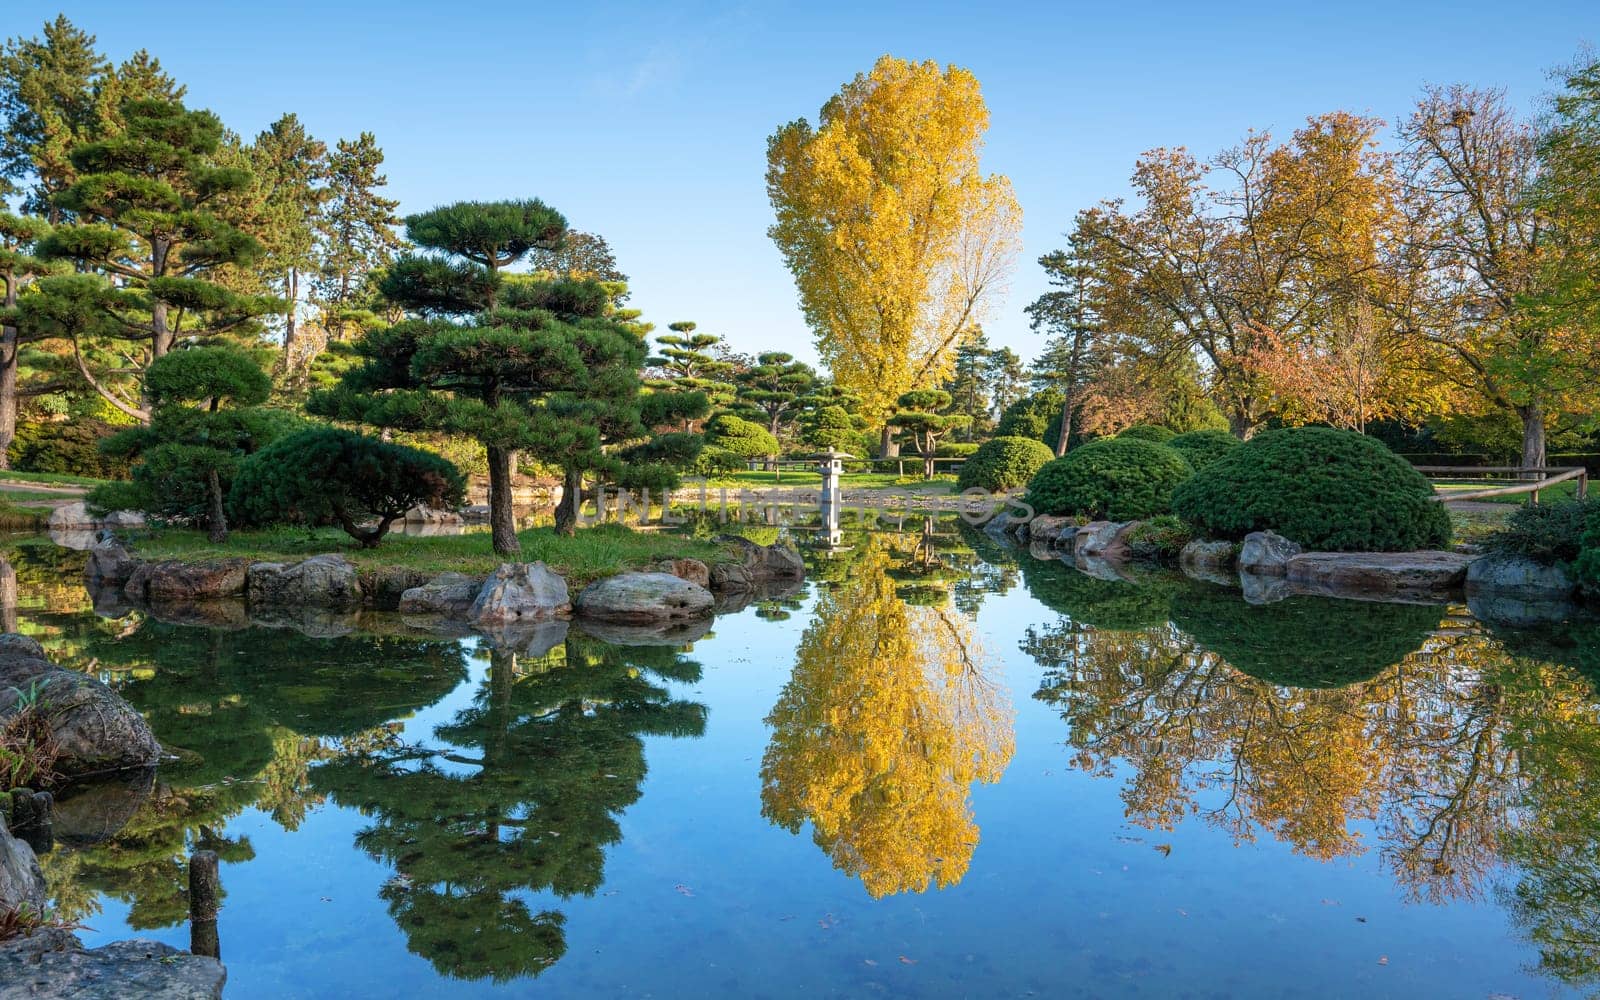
[0,211,56,466]
[891,389,969,479]
[248,113,328,372]
[313,132,403,341]
[35,99,276,421]
[648,321,735,429]
[942,333,992,441]
[734,351,815,445]
[0,16,107,217]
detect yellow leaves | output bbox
[767,56,1021,424]
[760,540,1014,898]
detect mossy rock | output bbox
[1169,584,1442,688]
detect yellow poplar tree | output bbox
[766,55,1021,451]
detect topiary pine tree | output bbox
[892,389,970,479]
[734,351,816,444]
[647,321,735,429]
[0,210,57,467]
[35,99,278,421]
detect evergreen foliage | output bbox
[956,435,1055,492]
[1025,437,1193,520]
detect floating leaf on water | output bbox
[898,956,917,965]
[1154,844,1172,856]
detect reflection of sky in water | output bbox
[12,528,1600,998]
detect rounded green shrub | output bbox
[1171,427,1451,552]
[1167,429,1240,471]
[1117,424,1175,443]
[706,414,778,458]
[957,436,1057,492]
[1024,438,1193,521]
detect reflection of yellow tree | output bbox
[761,541,1013,898]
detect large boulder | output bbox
[1074,521,1132,562]
[128,560,251,603]
[1285,551,1473,599]
[403,504,463,527]
[1238,531,1303,576]
[710,536,805,592]
[0,635,159,779]
[399,572,484,616]
[1180,539,1238,572]
[1027,515,1076,549]
[651,558,711,590]
[45,502,94,531]
[0,928,226,1000]
[468,562,570,625]
[84,536,137,587]
[246,555,363,609]
[1465,554,1577,603]
[358,566,434,611]
[0,815,44,918]
[101,510,145,531]
[575,572,714,623]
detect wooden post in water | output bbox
[189,849,221,960]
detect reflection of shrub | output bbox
[9,419,131,479]
[1171,427,1451,552]
[1169,585,1439,688]
[1488,618,1600,688]
[1167,429,1240,471]
[1124,515,1193,562]
[1117,424,1175,443]
[1025,438,1193,520]
[957,436,1056,492]
[1485,498,1594,566]
[1020,557,1177,630]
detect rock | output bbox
[1465,554,1577,603]
[0,814,44,918]
[459,504,492,525]
[246,555,362,609]
[1285,551,1474,599]
[403,504,463,526]
[652,558,711,590]
[468,562,570,625]
[1027,515,1075,548]
[140,560,251,602]
[0,638,159,779]
[358,567,434,611]
[981,511,1013,539]
[711,536,805,593]
[1074,521,1132,561]
[46,502,94,531]
[1180,539,1238,572]
[101,510,145,530]
[1238,531,1302,576]
[0,927,226,1000]
[399,572,484,615]
[1239,570,1292,605]
[84,536,137,586]
[576,572,714,623]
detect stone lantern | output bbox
[812,449,853,547]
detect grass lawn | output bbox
[0,470,103,488]
[1433,478,1585,504]
[694,469,959,493]
[127,522,738,587]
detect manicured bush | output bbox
[1123,515,1194,562]
[230,427,466,547]
[1170,585,1440,688]
[1167,429,1240,471]
[957,436,1056,492]
[935,441,980,459]
[1117,424,1175,443]
[1484,498,1594,566]
[705,414,778,459]
[1024,438,1193,521]
[1171,427,1452,552]
[9,419,131,479]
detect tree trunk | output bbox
[878,424,899,460]
[554,466,582,536]
[1228,409,1255,440]
[206,469,229,543]
[1518,403,1547,470]
[0,276,17,470]
[486,446,520,555]
[282,266,299,371]
[923,453,936,480]
[1055,397,1074,457]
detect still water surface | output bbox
[10,522,1600,998]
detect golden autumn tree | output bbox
[760,540,1014,898]
[766,56,1021,454]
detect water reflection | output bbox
[761,538,1014,898]
[312,631,707,982]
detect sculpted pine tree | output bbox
[767,56,1021,452]
[648,321,735,429]
[734,351,815,445]
[35,99,275,421]
[892,389,969,479]
[0,211,55,466]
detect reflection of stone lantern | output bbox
[813,450,852,547]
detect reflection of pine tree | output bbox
[313,634,706,983]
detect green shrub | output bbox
[1171,427,1452,552]
[692,446,746,476]
[935,441,980,458]
[9,419,131,479]
[1167,429,1240,471]
[230,428,466,547]
[1123,515,1194,562]
[1025,438,1193,521]
[706,414,778,458]
[1575,506,1600,599]
[1484,498,1595,566]
[1117,424,1175,443]
[996,390,1061,440]
[957,436,1056,492]
[1170,585,1440,688]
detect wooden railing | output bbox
[1417,465,1590,504]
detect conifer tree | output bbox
[0,16,106,216]
[0,211,55,466]
[648,321,734,429]
[892,389,969,479]
[313,132,403,340]
[247,113,328,371]
[734,351,815,444]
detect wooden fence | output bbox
[1416,465,1590,504]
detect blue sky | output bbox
[9,1,1598,366]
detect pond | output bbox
[8,520,1600,998]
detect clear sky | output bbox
[8,1,1598,366]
